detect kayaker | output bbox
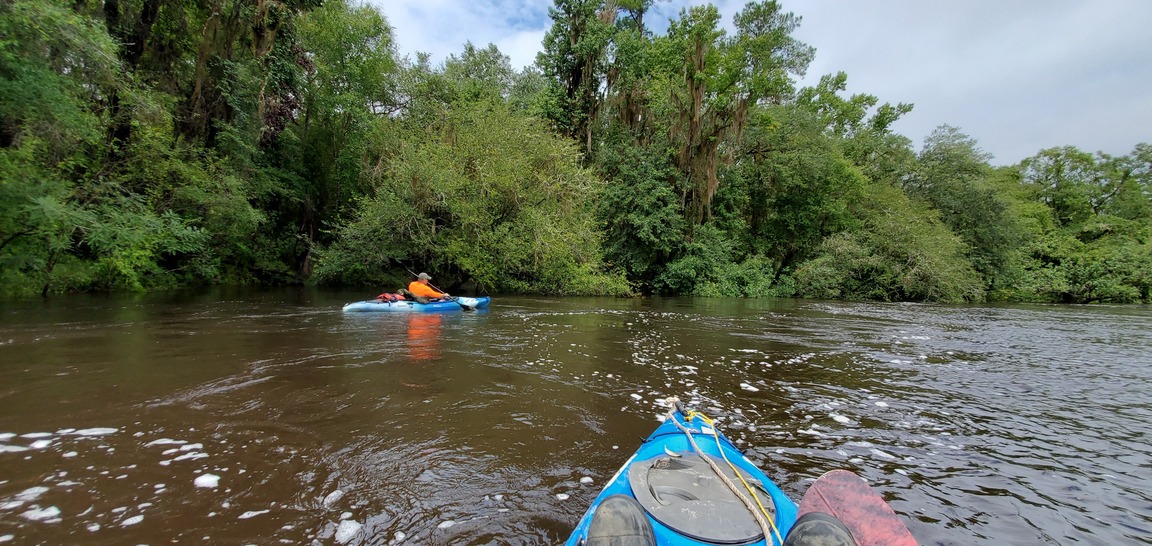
[406,272,450,302]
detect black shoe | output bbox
[585,495,656,546]
[783,512,857,546]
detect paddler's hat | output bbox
[417,272,432,280]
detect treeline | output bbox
[1,0,1149,303]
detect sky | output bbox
[371,0,1152,166]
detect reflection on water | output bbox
[407,314,442,361]
[0,290,1150,545]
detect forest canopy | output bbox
[1,0,1148,303]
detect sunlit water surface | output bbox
[1,290,1149,545]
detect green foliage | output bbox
[795,71,916,185]
[1016,220,1151,303]
[0,0,118,149]
[537,0,616,147]
[906,125,1027,284]
[653,223,732,295]
[315,101,629,296]
[793,183,985,303]
[1,0,1147,306]
[682,252,783,298]
[444,42,515,103]
[83,199,209,290]
[648,2,814,227]
[735,105,866,268]
[1008,145,1152,303]
[594,129,686,288]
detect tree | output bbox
[734,104,864,272]
[537,0,616,154]
[314,101,629,295]
[1014,145,1152,302]
[654,1,813,229]
[266,0,399,277]
[443,42,515,103]
[792,183,985,303]
[795,71,916,185]
[905,125,1026,284]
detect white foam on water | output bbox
[0,535,13,542]
[87,523,100,532]
[579,477,593,484]
[63,451,78,458]
[0,433,14,441]
[20,506,60,521]
[15,487,49,502]
[171,452,208,462]
[322,490,344,508]
[797,428,825,437]
[630,393,642,400]
[870,448,898,461]
[831,414,851,424]
[392,531,406,543]
[874,401,890,407]
[0,446,29,453]
[335,520,363,544]
[436,520,456,529]
[238,510,269,519]
[145,439,186,447]
[180,443,203,451]
[194,474,220,488]
[120,515,143,526]
[556,493,570,500]
[20,433,52,439]
[70,428,117,436]
[739,383,760,392]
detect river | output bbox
[1,289,1149,545]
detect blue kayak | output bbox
[341,296,490,313]
[566,401,799,545]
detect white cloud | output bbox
[371,0,550,68]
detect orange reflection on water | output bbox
[406,313,442,360]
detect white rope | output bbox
[662,397,782,545]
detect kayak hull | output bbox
[341,296,490,313]
[565,409,799,546]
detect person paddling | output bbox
[405,272,450,303]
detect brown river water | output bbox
[0,289,1149,545]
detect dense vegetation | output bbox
[2,0,1149,302]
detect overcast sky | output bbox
[372,0,1152,166]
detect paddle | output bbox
[447,296,475,311]
[422,281,474,311]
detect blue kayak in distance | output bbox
[341,296,490,313]
[566,402,799,546]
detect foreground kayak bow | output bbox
[566,398,917,546]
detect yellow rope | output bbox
[672,401,785,545]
